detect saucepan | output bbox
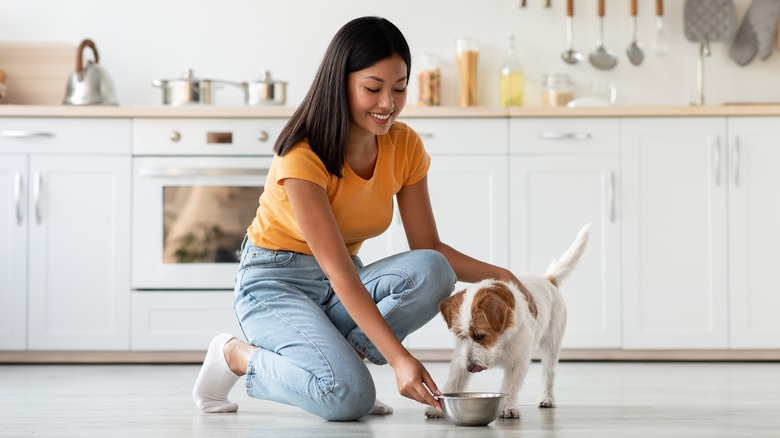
[152,68,219,106]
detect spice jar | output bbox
[542,74,574,107]
[417,54,441,106]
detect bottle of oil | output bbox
[499,33,524,107]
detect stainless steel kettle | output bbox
[63,39,118,105]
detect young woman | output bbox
[192,16,535,421]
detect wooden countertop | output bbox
[2,104,780,118]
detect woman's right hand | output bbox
[391,354,442,412]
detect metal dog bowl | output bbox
[436,392,507,426]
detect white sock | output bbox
[368,399,394,415]
[192,333,240,413]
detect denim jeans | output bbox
[233,238,456,421]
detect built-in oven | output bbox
[131,118,284,290]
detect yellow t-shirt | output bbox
[247,121,431,256]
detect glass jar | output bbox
[417,54,441,106]
[542,74,574,107]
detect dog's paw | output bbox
[538,396,557,408]
[500,406,521,419]
[424,407,444,419]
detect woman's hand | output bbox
[391,354,442,412]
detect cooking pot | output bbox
[152,68,219,105]
[241,70,287,106]
[63,39,118,105]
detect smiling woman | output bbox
[192,15,534,423]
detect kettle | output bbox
[63,39,118,105]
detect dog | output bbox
[425,224,590,420]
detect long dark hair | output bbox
[274,16,412,178]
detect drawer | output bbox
[400,118,507,155]
[131,291,244,350]
[133,118,286,156]
[0,118,131,154]
[510,118,619,155]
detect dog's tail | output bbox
[545,223,591,287]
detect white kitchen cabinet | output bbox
[621,118,729,349]
[361,118,509,350]
[727,118,780,349]
[509,118,622,349]
[0,157,28,349]
[0,119,132,350]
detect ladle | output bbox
[589,0,618,70]
[626,0,645,65]
[561,0,583,65]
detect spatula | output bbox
[589,0,618,70]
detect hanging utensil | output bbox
[626,0,645,65]
[653,0,670,55]
[561,0,583,64]
[589,0,618,70]
[684,0,736,105]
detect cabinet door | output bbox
[404,156,509,350]
[621,118,728,349]
[27,156,131,350]
[728,118,780,348]
[510,156,621,348]
[0,156,27,349]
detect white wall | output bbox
[3,0,778,107]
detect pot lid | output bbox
[250,70,287,84]
[155,68,210,84]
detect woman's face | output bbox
[347,53,408,140]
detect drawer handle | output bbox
[417,132,435,140]
[1,130,55,139]
[138,167,268,178]
[539,132,592,141]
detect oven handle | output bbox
[137,167,268,177]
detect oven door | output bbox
[132,156,271,290]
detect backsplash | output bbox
[2,0,779,107]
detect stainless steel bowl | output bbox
[437,392,507,426]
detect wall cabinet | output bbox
[509,118,622,349]
[0,119,132,350]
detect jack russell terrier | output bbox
[426,224,590,419]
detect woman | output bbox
[193,16,535,421]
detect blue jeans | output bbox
[233,238,456,421]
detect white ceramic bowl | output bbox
[437,392,507,426]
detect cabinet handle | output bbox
[732,136,740,187]
[417,132,435,140]
[712,136,721,187]
[137,166,268,177]
[1,130,55,139]
[33,172,42,224]
[539,132,592,141]
[14,173,23,225]
[605,171,615,223]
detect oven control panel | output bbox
[133,118,285,156]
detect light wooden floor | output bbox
[2,361,779,437]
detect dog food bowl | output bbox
[436,392,507,426]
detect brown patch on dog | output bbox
[439,290,465,330]
[546,275,558,287]
[469,282,516,347]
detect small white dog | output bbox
[426,224,590,419]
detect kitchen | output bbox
[2,0,780,436]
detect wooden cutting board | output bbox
[0,42,74,105]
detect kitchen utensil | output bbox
[436,393,507,427]
[730,3,760,66]
[653,0,670,55]
[750,0,780,59]
[561,0,583,65]
[589,0,618,70]
[626,0,645,65]
[152,68,215,105]
[684,0,735,105]
[240,70,287,106]
[62,39,118,106]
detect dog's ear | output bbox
[474,283,516,334]
[439,290,465,329]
